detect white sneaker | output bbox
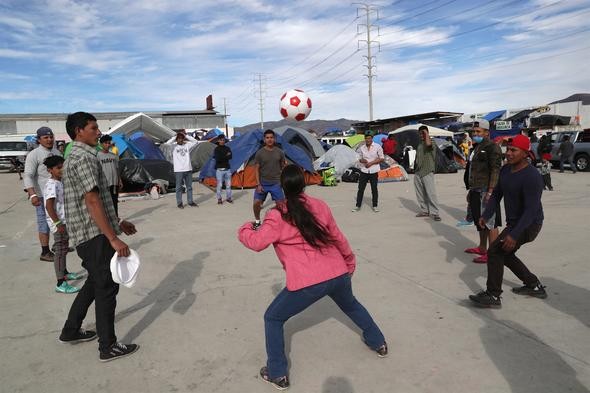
[372,206,379,212]
[351,206,360,212]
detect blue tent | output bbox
[131,135,167,160]
[112,135,145,159]
[199,130,316,186]
[373,134,387,146]
[204,128,224,140]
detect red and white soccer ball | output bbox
[279,89,312,121]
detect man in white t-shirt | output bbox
[165,131,198,208]
[352,133,384,212]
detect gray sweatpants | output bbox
[53,230,69,280]
[414,173,439,216]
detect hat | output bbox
[472,119,489,130]
[110,249,140,288]
[36,126,54,137]
[508,135,531,151]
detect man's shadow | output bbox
[398,197,484,293]
[322,376,354,393]
[541,277,590,328]
[115,251,208,342]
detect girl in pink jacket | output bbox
[239,164,387,390]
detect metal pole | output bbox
[258,73,264,130]
[365,6,374,122]
[223,97,229,137]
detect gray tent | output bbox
[273,125,325,158]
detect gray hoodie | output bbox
[23,145,62,197]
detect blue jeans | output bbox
[175,171,193,205]
[560,155,576,173]
[215,169,232,200]
[264,274,385,378]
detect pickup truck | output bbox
[0,136,31,171]
[531,130,590,172]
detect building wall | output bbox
[546,101,589,128]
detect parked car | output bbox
[531,130,590,172]
[0,135,32,171]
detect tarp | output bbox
[128,135,167,160]
[112,135,144,159]
[159,141,215,172]
[204,128,224,140]
[388,129,458,174]
[107,112,175,142]
[199,130,321,188]
[345,134,365,148]
[119,159,175,192]
[389,124,454,138]
[273,125,325,158]
[372,134,388,146]
[483,110,506,121]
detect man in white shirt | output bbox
[165,131,198,208]
[352,133,384,212]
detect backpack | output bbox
[341,167,361,183]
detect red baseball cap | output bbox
[508,135,531,151]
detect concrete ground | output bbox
[0,169,588,393]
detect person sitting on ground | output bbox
[43,155,83,294]
[239,165,387,390]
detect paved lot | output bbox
[0,169,588,393]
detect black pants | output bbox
[109,185,119,217]
[542,174,553,190]
[486,225,542,296]
[62,235,119,352]
[356,172,378,208]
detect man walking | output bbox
[252,129,287,229]
[352,132,384,213]
[413,125,441,221]
[469,135,547,308]
[213,135,233,205]
[97,135,121,216]
[23,127,62,262]
[464,119,503,264]
[58,111,139,361]
[165,131,199,208]
[557,135,576,173]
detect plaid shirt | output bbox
[63,142,120,247]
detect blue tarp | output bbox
[204,128,224,140]
[372,134,387,146]
[199,130,315,180]
[483,110,506,121]
[131,135,167,160]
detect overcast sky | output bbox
[1,0,589,126]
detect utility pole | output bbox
[255,73,266,130]
[355,3,380,122]
[222,97,229,137]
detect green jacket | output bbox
[468,138,502,191]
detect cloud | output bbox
[0,15,35,31]
[0,48,35,58]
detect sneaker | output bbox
[252,221,261,230]
[40,251,55,262]
[376,342,388,358]
[352,206,361,212]
[372,206,379,213]
[415,212,429,217]
[432,215,442,222]
[226,198,233,204]
[188,202,198,207]
[464,247,485,255]
[260,366,289,390]
[55,282,80,294]
[64,272,83,281]
[59,328,97,344]
[512,283,548,299]
[473,254,488,264]
[67,247,75,253]
[217,199,223,205]
[456,220,474,227]
[469,290,502,308]
[99,343,140,362]
[177,203,184,209]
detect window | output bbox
[0,142,28,151]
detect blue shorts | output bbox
[253,182,284,202]
[35,198,50,234]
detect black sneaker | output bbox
[99,342,139,362]
[512,283,548,299]
[40,251,55,262]
[252,221,261,230]
[188,202,198,207]
[260,366,289,390]
[177,204,184,209]
[376,342,388,358]
[59,328,97,344]
[469,290,502,308]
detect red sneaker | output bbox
[473,254,488,264]
[464,247,485,255]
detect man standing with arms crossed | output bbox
[252,129,287,229]
[23,127,62,262]
[58,112,139,362]
[469,135,547,308]
[413,125,441,221]
[97,134,121,216]
[352,132,384,213]
[464,119,503,264]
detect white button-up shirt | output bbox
[357,143,384,174]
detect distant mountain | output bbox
[234,118,362,136]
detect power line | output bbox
[380,0,460,27]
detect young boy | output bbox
[43,156,82,293]
[539,153,553,191]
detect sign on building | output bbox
[495,120,512,130]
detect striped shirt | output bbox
[415,141,436,178]
[63,142,121,247]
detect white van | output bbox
[0,135,32,170]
